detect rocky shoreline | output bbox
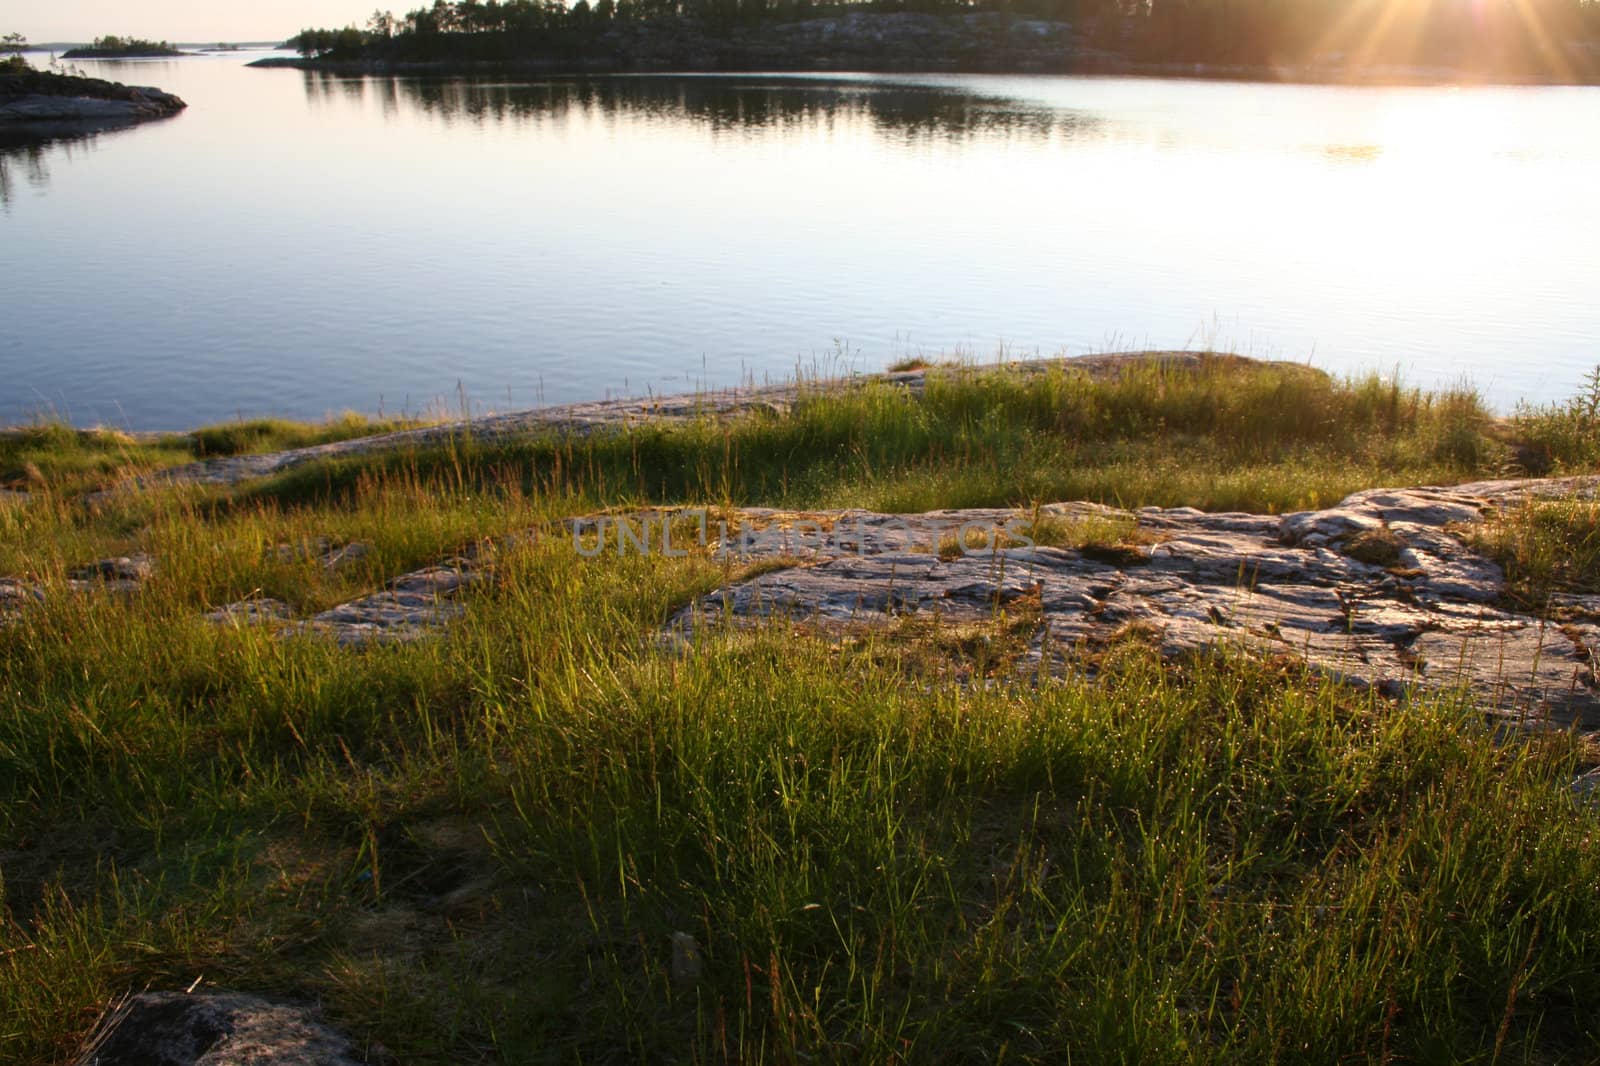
[0,68,186,128]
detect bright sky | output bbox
[0,0,383,43]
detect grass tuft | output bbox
[1469,494,1600,608]
[1509,366,1600,474]
[0,414,425,496]
[1345,526,1408,567]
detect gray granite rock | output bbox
[0,90,177,121]
[286,561,484,646]
[0,71,187,128]
[0,553,158,625]
[74,990,361,1066]
[0,577,46,623]
[199,561,482,646]
[204,597,294,626]
[668,478,1600,728]
[71,554,155,585]
[320,541,372,570]
[274,538,334,564]
[273,539,373,570]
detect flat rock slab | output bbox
[271,538,373,570]
[0,90,181,122]
[1,555,156,624]
[289,563,483,646]
[204,597,294,626]
[71,553,156,586]
[0,577,46,621]
[0,542,477,646]
[668,477,1600,728]
[207,560,485,647]
[75,991,361,1066]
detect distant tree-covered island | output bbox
[62,36,187,59]
[256,0,1600,81]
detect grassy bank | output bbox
[0,414,422,499]
[4,357,1600,1063]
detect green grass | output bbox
[1470,495,1600,609]
[3,357,1600,1064]
[1507,366,1600,475]
[0,413,424,496]
[232,358,1529,520]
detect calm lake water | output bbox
[4,53,1599,428]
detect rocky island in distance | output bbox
[60,35,188,59]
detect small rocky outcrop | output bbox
[74,991,362,1066]
[207,551,485,646]
[0,577,45,617]
[285,563,481,645]
[0,69,186,127]
[0,554,154,624]
[667,477,1600,728]
[71,553,155,588]
[1,538,483,647]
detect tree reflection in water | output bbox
[303,71,1102,145]
[0,128,116,207]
